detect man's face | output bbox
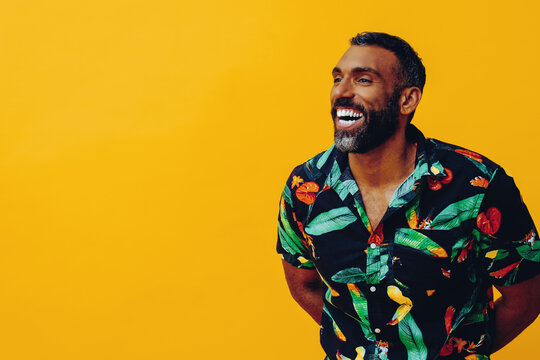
[330,45,403,153]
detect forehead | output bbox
[335,45,399,78]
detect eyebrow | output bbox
[332,66,382,77]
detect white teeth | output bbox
[338,119,356,126]
[336,108,363,119]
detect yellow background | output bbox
[0,1,538,359]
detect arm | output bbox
[491,273,540,352]
[282,259,324,325]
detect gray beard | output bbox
[333,90,401,154]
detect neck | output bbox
[348,125,416,189]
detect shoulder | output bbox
[284,145,338,188]
[426,137,504,182]
[280,145,342,214]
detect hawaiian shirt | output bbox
[277,125,539,360]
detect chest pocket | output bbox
[392,228,464,290]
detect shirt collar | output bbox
[315,124,447,182]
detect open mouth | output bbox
[336,107,364,128]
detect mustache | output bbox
[331,98,367,117]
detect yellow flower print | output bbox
[291,175,304,189]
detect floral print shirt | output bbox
[277,125,539,360]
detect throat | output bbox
[348,140,417,188]
[350,141,418,229]
[359,187,394,230]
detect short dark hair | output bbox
[350,32,426,92]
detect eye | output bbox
[357,78,372,84]
[333,77,342,83]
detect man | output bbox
[277,32,539,360]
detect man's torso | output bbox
[277,126,539,360]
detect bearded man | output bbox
[277,32,539,360]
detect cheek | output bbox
[330,87,339,101]
[365,90,392,109]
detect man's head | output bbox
[350,32,426,93]
[331,32,425,153]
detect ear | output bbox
[399,87,422,116]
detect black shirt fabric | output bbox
[277,125,539,360]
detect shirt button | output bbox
[370,243,377,249]
[370,286,376,292]
[374,328,381,334]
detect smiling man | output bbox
[277,32,539,360]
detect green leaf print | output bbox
[334,179,358,201]
[324,287,335,305]
[323,306,347,342]
[451,286,479,333]
[430,194,484,230]
[405,190,422,228]
[366,251,389,284]
[464,157,493,178]
[354,199,372,233]
[473,229,492,253]
[398,313,428,360]
[450,236,470,261]
[316,145,334,169]
[325,160,341,188]
[347,283,376,341]
[278,200,306,255]
[463,312,485,326]
[395,228,448,257]
[282,186,293,206]
[278,223,304,256]
[305,207,356,236]
[515,232,540,262]
[516,244,540,262]
[394,278,409,290]
[332,267,367,283]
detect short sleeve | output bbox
[277,172,315,269]
[477,168,540,287]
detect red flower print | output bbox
[428,168,452,190]
[441,268,451,278]
[444,306,455,335]
[368,225,384,246]
[295,181,319,205]
[470,176,489,188]
[440,168,453,184]
[487,286,494,309]
[489,261,521,279]
[440,339,454,356]
[457,247,468,263]
[476,207,501,234]
[455,338,467,353]
[428,176,443,191]
[457,239,473,263]
[455,148,483,162]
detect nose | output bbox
[333,79,354,99]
